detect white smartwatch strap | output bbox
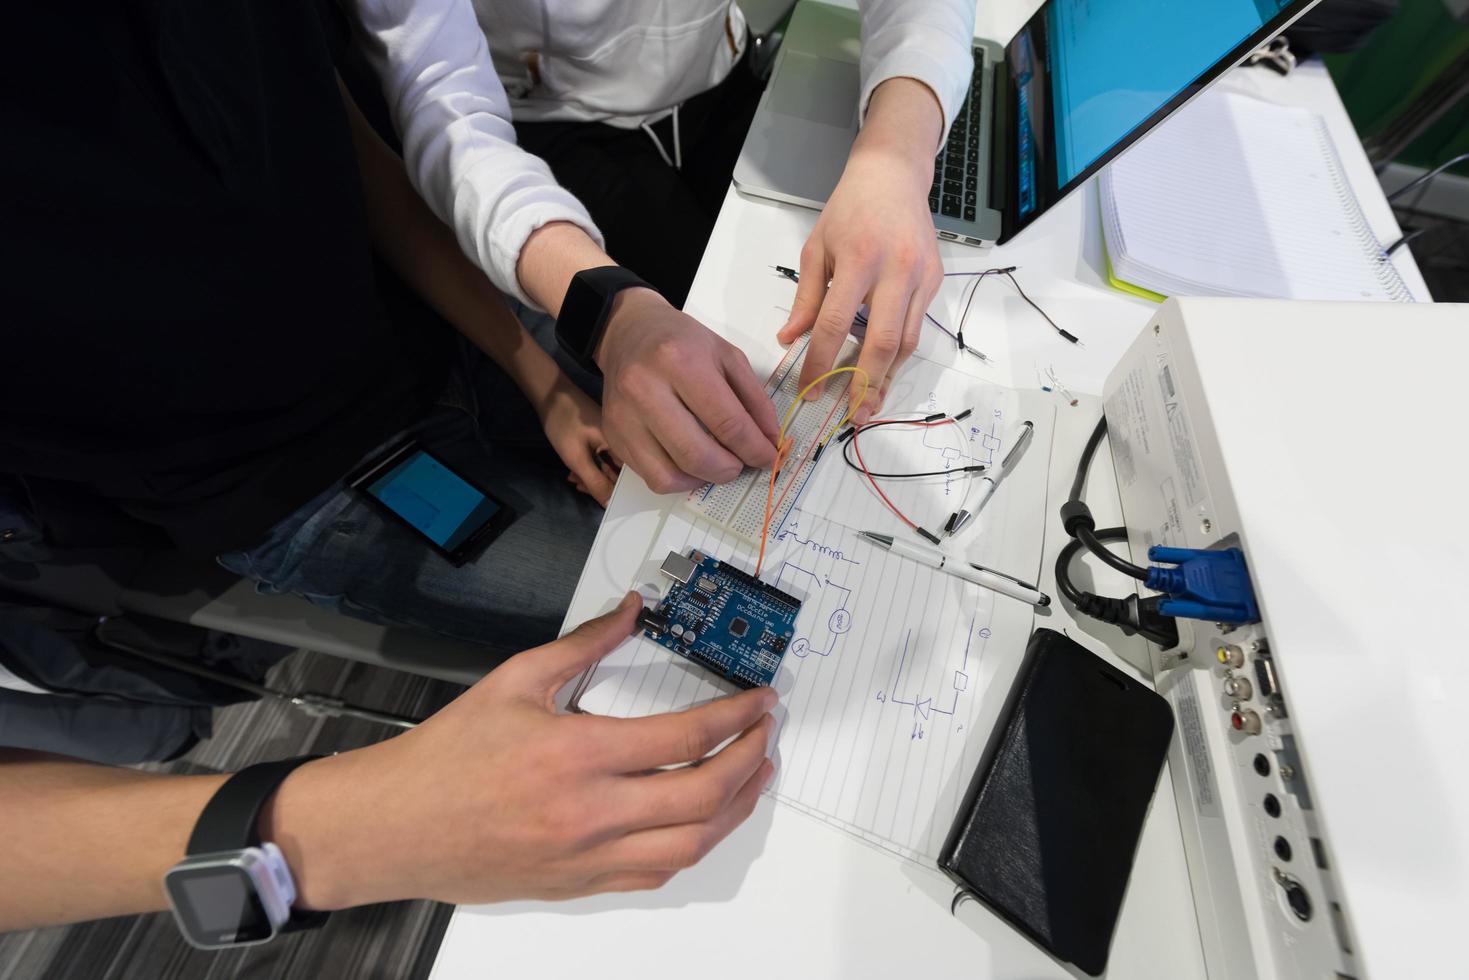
[258,842,298,912]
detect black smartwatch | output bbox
[164,757,329,949]
[554,266,654,375]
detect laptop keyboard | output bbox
[929,47,986,223]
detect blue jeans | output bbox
[219,325,604,664]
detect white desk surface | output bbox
[429,5,1424,976]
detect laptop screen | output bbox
[1005,0,1315,238]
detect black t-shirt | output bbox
[0,1,446,554]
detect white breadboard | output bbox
[685,337,859,544]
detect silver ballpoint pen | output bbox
[858,531,1050,607]
[971,420,1034,516]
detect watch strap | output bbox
[554,266,654,375]
[188,756,329,932]
[188,756,322,855]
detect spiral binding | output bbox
[1313,117,1413,303]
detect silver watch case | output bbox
[163,844,294,949]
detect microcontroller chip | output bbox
[643,550,801,689]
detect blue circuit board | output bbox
[640,550,801,689]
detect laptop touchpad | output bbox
[770,52,860,129]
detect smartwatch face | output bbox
[164,864,274,947]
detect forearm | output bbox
[0,751,225,929]
[858,0,975,153]
[851,78,945,188]
[348,0,603,307]
[0,748,413,931]
[340,81,566,412]
[514,221,620,320]
[514,223,671,373]
[781,67,954,414]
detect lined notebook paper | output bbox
[1100,90,1413,303]
[571,356,1057,863]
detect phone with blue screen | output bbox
[346,439,513,566]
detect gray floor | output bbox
[0,652,466,980]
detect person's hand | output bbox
[596,288,781,493]
[777,78,946,425]
[273,592,778,909]
[535,372,622,506]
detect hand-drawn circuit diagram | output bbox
[773,522,858,659]
[875,614,992,741]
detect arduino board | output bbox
[639,550,801,689]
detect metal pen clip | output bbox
[999,420,1035,472]
[967,561,1039,591]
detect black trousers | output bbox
[515,59,767,308]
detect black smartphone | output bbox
[346,438,515,566]
[939,628,1174,976]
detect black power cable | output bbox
[1056,417,1177,648]
[1386,152,1469,205]
[1385,227,1428,255]
[1078,525,1148,581]
[1062,418,1148,580]
[1383,152,1469,256]
[1056,526,1123,603]
[1069,414,1107,504]
[1056,528,1178,648]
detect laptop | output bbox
[733,0,1322,247]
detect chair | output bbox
[0,552,499,688]
[741,0,797,80]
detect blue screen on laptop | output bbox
[1014,0,1294,215]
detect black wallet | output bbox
[938,628,1174,976]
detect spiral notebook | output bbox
[1099,90,1414,303]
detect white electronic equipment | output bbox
[1103,297,1469,980]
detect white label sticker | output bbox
[1175,688,1220,817]
[1105,367,1149,489]
[1156,350,1204,508]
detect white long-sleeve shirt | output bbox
[350,0,976,307]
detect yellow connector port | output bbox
[1216,644,1244,668]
